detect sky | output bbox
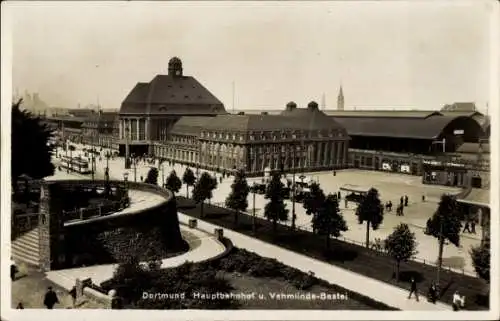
[5,0,496,113]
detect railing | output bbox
[12,213,40,237]
[207,200,477,277]
[63,198,130,222]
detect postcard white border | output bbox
[1,1,499,320]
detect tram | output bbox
[60,155,92,174]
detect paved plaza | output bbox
[54,145,482,275]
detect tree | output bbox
[313,194,348,250]
[303,182,326,234]
[192,172,217,218]
[11,99,55,187]
[225,169,250,226]
[356,188,384,248]
[470,235,490,283]
[144,167,159,185]
[427,194,462,280]
[384,223,418,282]
[165,170,182,195]
[264,171,289,233]
[182,167,196,198]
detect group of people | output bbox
[383,195,409,216]
[408,277,466,311]
[16,286,78,310]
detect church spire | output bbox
[337,84,344,111]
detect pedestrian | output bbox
[219,176,223,184]
[471,220,476,234]
[43,286,59,309]
[333,170,336,176]
[422,195,426,202]
[404,195,409,207]
[427,282,437,303]
[400,196,404,206]
[389,201,393,212]
[463,221,471,233]
[69,286,77,308]
[140,175,143,182]
[337,191,341,200]
[408,277,419,301]
[452,291,465,311]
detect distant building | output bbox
[82,110,119,149]
[153,101,350,176]
[337,86,344,111]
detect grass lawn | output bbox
[177,196,489,310]
[222,272,376,309]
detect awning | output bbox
[340,184,370,194]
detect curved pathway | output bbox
[45,225,226,290]
[177,212,452,311]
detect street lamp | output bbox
[252,182,257,234]
[123,172,129,190]
[160,162,165,187]
[124,125,131,169]
[291,160,297,231]
[132,154,138,182]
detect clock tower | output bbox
[168,56,183,77]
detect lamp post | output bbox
[123,172,129,190]
[124,124,131,169]
[291,158,296,231]
[252,182,257,234]
[160,162,165,187]
[132,154,137,182]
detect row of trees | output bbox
[162,167,489,285]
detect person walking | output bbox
[463,221,471,233]
[408,277,419,301]
[10,259,17,281]
[404,195,409,207]
[400,196,404,207]
[43,286,59,309]
[471,220,476,234]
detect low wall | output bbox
[41,180,185,270]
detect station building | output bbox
[119,57,349,175]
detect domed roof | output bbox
[308,101,319,110]
[169,57,182,65]
[286,101,297,108]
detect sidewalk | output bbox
[177,212,452,311]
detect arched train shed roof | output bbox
[331,115,482,140]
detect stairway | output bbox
[11,227,40,267]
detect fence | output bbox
[209,200,476,277]
[63,198,130,222]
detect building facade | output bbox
[153,101,350,176]
[82,110,120,149]
[119,57,226,157]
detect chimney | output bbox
[307,101,319,111]
[285,101,297,112]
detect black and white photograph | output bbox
[1,1,498,320]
